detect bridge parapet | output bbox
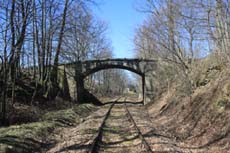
[78,58,157,78]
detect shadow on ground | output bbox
[103,100,143,105]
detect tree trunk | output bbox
[49,0,69,98]
[52,0,69,84]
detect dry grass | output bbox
[0,104,98,153]
[147,62,230,152]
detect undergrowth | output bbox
[0,104,98,153]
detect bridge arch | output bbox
[74,58,155,104]
[82,64,144,79]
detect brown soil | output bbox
[147,73,230,152]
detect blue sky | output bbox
[93,0,146,58]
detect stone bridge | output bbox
[62,58,156,104]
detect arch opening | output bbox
[74,60,149,105]
[84,68,145,104]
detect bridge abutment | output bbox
[75,62,85,103]
[76,75,85,103]
[142,75,146,104]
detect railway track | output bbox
[88,103,115,153]
[88,97,154,153]
[47,97,154,153]
[47,96,206,153]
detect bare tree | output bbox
[214,0,230,61]
[134,0,215,98]
[52,0,69,81]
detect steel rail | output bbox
[88,97,122,153]
[124,100,153,153]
